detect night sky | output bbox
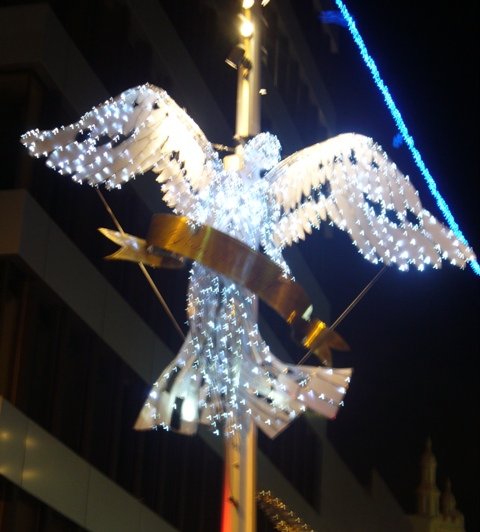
[290,1,478,529]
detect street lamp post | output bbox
[222,3,261,531]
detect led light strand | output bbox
[257,490,314,531]
[319,10,348,28]
[333,0,480,275]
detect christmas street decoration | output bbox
[21,84,475,440]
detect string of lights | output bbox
[333,0,480,275]
[257,490,314,531]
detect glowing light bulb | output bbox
[239,17,254,38]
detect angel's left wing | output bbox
[264,133,475,271]
[21,84,222,217]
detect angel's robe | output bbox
[135,164,350,438]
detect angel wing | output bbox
[20,84,222,217]
[265,133,475,271]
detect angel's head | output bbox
[243,132,281,176]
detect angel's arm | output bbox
[21,84,221,219]
[265,133,474,271]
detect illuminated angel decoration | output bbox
[21,84,475,438]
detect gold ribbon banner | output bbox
[99,213,348,365]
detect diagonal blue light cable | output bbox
[333,0,479,275]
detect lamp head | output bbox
[225,44,252,70]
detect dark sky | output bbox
[290,1,478,529]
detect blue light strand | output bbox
[333,0,479,275]
[392,132,404,148]
[320,10,348,28]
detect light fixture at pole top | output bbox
[242,0,270,10]
[239,16,254,38]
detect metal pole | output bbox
[234,3,261,140]
[222,2,261,531]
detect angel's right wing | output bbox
[21,84,222,217]
[264,133,474,271]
